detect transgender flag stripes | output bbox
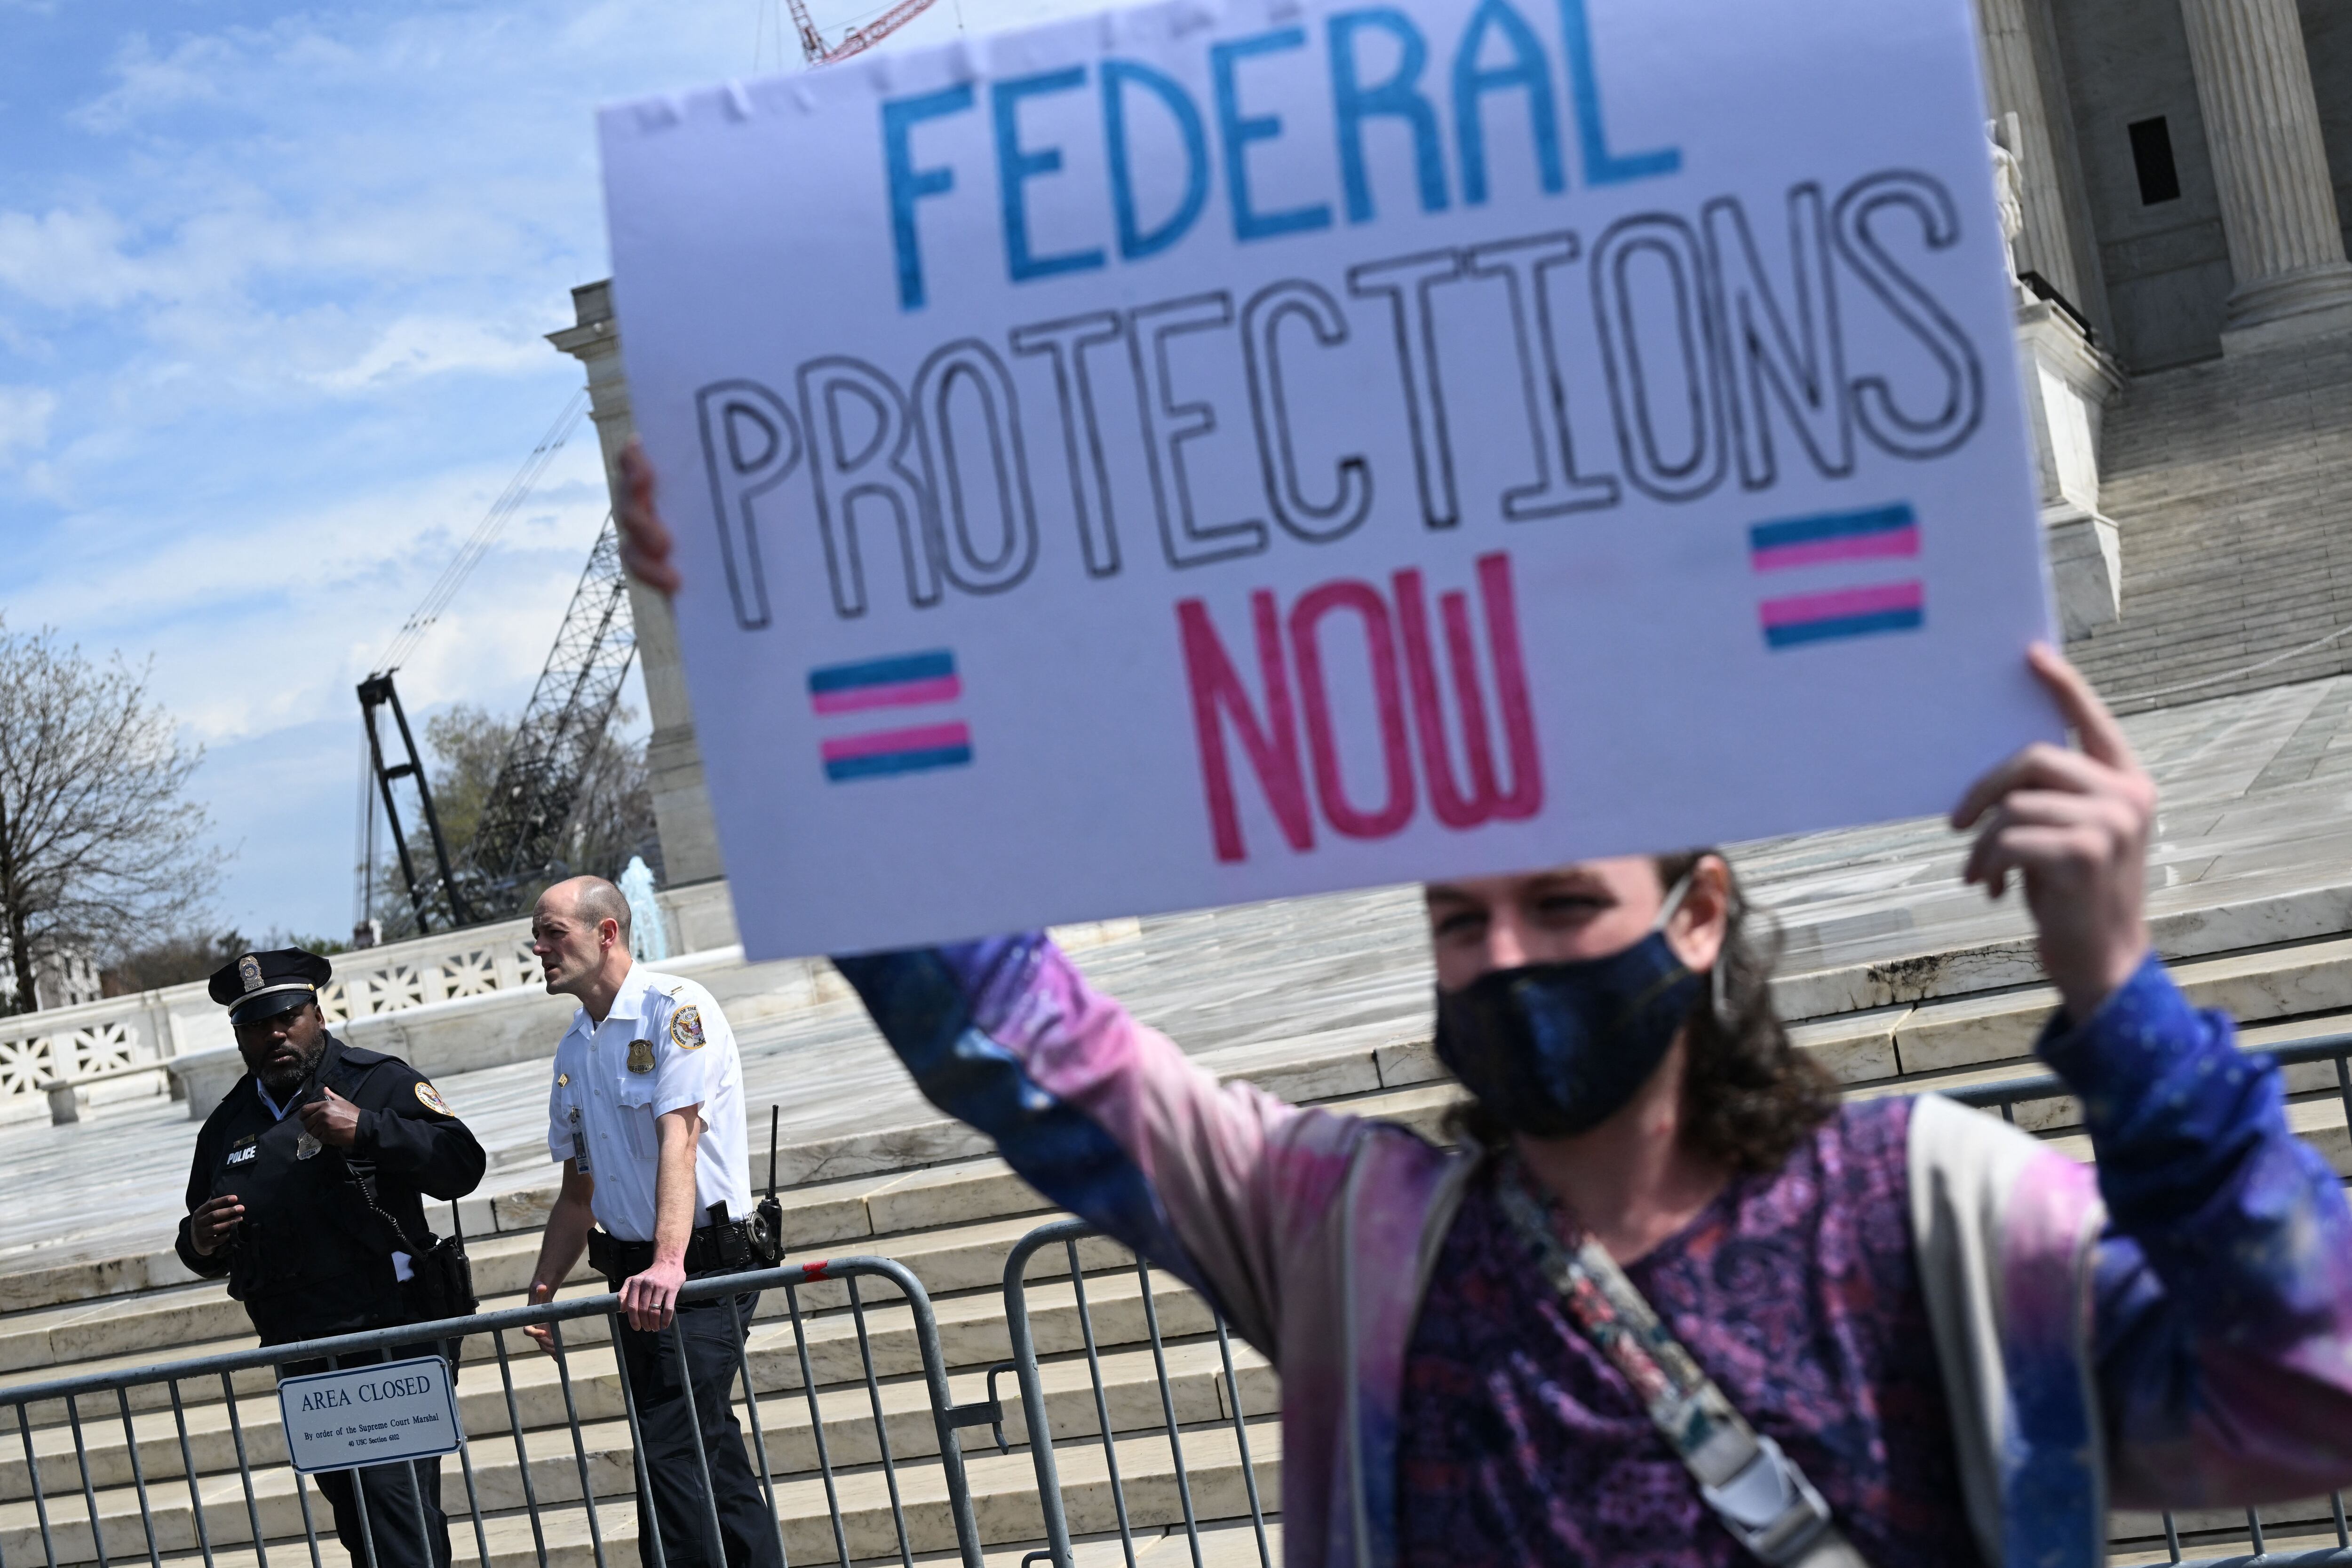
[808,651,973,781]
[1749,503,1925,649]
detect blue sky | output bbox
[0,0,1044,945]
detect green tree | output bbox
[370,705,656,939]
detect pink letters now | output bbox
[1177,552,1543,864]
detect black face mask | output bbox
[1434,879,1706,1138]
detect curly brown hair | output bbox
[1447,850,1837,1173]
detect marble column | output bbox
[2177,0,2352,348]
[1974,0,2102,324]
[548,282,728,888]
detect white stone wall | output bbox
[0,875,747,1102]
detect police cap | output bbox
[207,949,334,1027]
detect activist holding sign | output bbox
[621,461,2352,1567]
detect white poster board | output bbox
[278,1355,462,1474]
[600,0,2058,958]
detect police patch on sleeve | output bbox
[670,1005,705,1051]
[414,1081,453,1116]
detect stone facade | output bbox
[546,283,727,889]
[1982,0,2352,699]
[2022,0,2352,368]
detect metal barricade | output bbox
[997,1032,2352,1568]
[0,1258,988,1568]
[1001,1219,1271,1568]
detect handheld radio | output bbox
[751,1104,785,1264]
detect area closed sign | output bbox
[278,1355,462,1474]
[600,0,2059,958]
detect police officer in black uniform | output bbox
[177,949,487,1568]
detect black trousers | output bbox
[613,1287,781,1568]
[282,1343,455,1568]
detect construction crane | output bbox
[784,0,941,65]
[355,393,640,938]
[459,519,638,920]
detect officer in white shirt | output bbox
[521,876,782,1568]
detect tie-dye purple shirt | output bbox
[1396,1098,1981,1568]
[837,940,2352,1568]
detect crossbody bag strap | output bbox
[1495,1163,1873,1568]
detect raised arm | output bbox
[834,934,1367,1356]
[2060,962,2352,1505]
[1955,646,2352,1506]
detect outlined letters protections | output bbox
[599,0,2059,958]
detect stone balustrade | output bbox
[0,879,739,1108]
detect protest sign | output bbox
[599,0,2058,958]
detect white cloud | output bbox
[313,314,550,392]
[0,0,1027,933]
[0,386,56,463]
[68,31,241,134]
[0,206,150,310]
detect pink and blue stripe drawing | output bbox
[1749,503,1925,649]
[807,650,973,781]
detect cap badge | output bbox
[627,1039,656,1074]
[670,1006,705,1051]
[238,955,263,993]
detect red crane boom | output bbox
[785,0,942,63]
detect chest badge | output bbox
[627,1038,656,1074]
[225,1134,257,1167]
[670,1006,705,1051]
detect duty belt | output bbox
[587,1204,779,1284]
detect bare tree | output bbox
[0,621,222,1014]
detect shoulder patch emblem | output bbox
[670,1005,705,1050]
[627,1038,656,1074]
[414,1081,453,1116]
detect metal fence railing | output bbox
[1001,1219,1271,1568]
[997,1032,2352,1568]
[0,1257,990,1568]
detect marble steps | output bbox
[15,862,2352,1334]
[2111,1506,2350,1567]
[1785,929,2352,1088]
[0,1253,1233,1473]
[0,1394,1282,1567]
[11,923,2352,1404]
[0,1019,1449,1328]
[1764,872,2352,1022]
[0,1059,1496,1394]
[83,1514,1282,1568]
[0,1321,1278,1505]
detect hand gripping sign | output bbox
[599,0,2058,959]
